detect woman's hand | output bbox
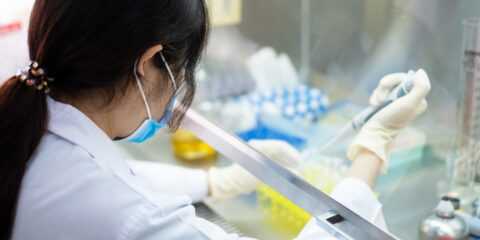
[347,69,431,172]
[207,139,302,201]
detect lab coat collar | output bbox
[46,97,130,174]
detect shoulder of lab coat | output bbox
[295,178,388,240]
[127,159,208,203]
[13,98,252,240]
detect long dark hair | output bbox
[0,1,209,239]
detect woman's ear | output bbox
[136,44,163,77]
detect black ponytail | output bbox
[0,0,209,239]
[0,76,48,240]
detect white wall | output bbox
[0,0,34,81]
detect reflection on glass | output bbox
[449,18,480,188]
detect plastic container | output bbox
[170,128,217,164]
[256,157,345,237]
[257,184,312,238]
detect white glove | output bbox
[347,69,431,172]
[208,139,303,201]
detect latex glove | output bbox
[347,69,431,172]
[208,139,303,201]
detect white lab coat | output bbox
[12,98,387,240]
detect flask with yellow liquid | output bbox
[171,128,217,164]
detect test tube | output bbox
[450,18,480,186]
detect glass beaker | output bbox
[449,17,480,187]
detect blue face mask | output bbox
[116,52,178,143]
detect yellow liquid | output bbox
[256,161,342,237]
[171,128,217,164]
[257,184,312,238]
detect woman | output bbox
[0,0,431,239]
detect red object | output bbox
[0,22,22,35]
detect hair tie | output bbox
[16,61,54,94]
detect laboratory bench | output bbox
[117,133,451,240]
[112,1,480,237]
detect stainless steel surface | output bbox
[181,109,397,240]
[418,201,469,240]
[194,203,244,236]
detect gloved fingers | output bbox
[370,96,428,129]
[411,99,428,119]
[369,73,407,107]
[401,69,431,106]
[230,164,261,188]
[384,87,429,120]
[373,69,430,119]
[369,88,382,107]
[208,165,261,201]
[248,139,303,168]
[269,140,303,167]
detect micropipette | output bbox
[316,70,416,154]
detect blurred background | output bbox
[0,0,474,134]
[2,0,480,239]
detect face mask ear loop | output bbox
[133,59,153,119]
[159,52,178,91]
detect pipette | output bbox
[316,70,416,154]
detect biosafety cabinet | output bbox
[118,1,480,239]
[0,0,471,239]
[115,0,480,239]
